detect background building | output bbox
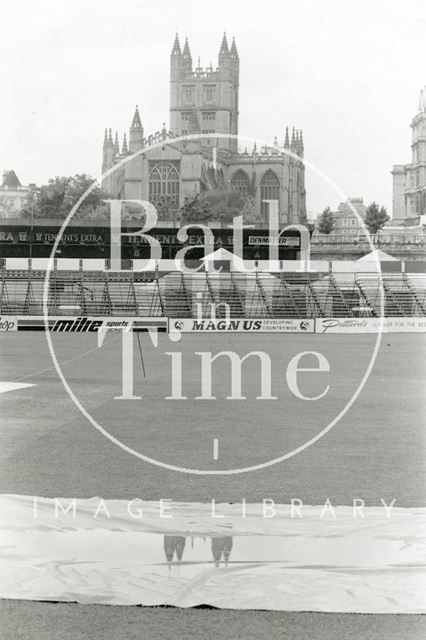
[310,198,367,241]
[331,198,367,236]
[0,170,35,218]
[392,89,426,223]
[310,197,425,259]
[102,34,307,225]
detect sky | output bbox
[0,0,425,215]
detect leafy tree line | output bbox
[18,175,259,223]
[179,188,259,224]
[21,174,110,220]
[15,172,391,234]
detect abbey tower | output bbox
[101,34,306,225]
[169,33,239,152]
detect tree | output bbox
[27,177,69,218]
[179,188,254,224]
[317,207,335,234]
[201,187,247,223]
[179,194,214,223]
[364,202,390,236]
[62,174,110,217]
[240,195,259,223]
[21,174,110,219]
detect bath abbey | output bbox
[101,34,307,224]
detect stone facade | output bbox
[392,89,426,222]
[102,34,306,225]
[311,198,366,242]
[332,198,367,236]
[0,170,34,218]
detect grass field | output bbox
[1,601,426,640]
[0,330,425,638]
[0,331,425,504]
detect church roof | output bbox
[2,170,21,188]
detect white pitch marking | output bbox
[213,438,219,460]
[0,382,35,395]
[147,327,159,347]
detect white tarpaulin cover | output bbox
[0,494,425,613]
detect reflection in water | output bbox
[163,535,186,562]
[211,537,233,566]
[163,535,233,567]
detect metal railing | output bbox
[1,268,425,318]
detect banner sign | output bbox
[316,317,426,333]
[16,317,167,332]
[0,225,301,250]
[50,317,133,332]
[11,315,426,334]
[168,318,315,333]
[248,236,299,247]
[0,315,18,331]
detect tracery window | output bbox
[203,85,216,102]
[183,86,194,104]
[260,170,280,218]
[230,170,250,196]
[149,161,180,217]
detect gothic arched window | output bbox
[260,170,280,218]
[230,170,250,196]
[149,161,180,217]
